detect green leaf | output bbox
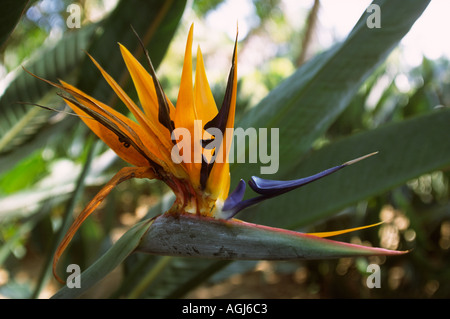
[0,148,47,194]
[51,218,153,299]
[139,257,230,299]
[0,24,96,157]
[76,0,187,104]
[0,117,75,175]
[231,0,431,182]
[0,0,29,51]
[31,138,97,298]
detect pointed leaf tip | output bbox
[343,151,378,166]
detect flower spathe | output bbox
[25,24,406,285]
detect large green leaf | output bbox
[0,0,29,51]
[0,24,96,157]
[76,0,187,103]
[231,0,431,183]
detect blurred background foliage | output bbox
[0,0,449,298]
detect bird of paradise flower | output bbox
[25,24,406,285]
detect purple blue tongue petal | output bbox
[249,152,378,196]
[222,152,378,219]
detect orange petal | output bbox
[85,53,183,176]
[205,32,238,199]
[86,52,155,135]
[118,43,176,141]
[53,167,156,284]
[60,81,166,169]
[174,24,196,131]
[307,221,384,238]
[194,45,218,123]
[64,97,149,167]
[194,46,218,169]
[22,67,148,167]
[173,24,202,187]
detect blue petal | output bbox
[222,153,378,219]
[222,179,268,219]
[248,164,345,196]
[222,196,267,220]
[223,179,246,211]
[222,164,346,219]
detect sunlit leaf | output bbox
[232,0,431,182]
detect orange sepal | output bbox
[205,34,238,199]
[307,221,384,238]
[83,53,183,176]
[52,166,156,284]
[118,43,176,149]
